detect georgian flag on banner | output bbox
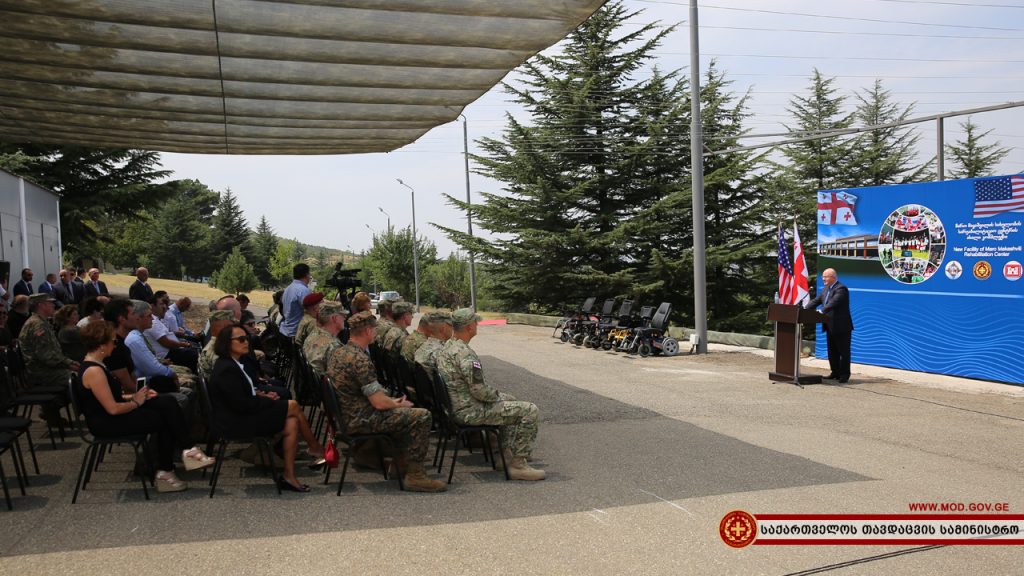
[817,191,858,225]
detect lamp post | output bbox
[377,206,391,229]
[396,178,420,311]
[458,114,478,310]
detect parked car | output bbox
[372,290,401,309]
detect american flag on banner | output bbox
[817,191,858,225]
[778,225,795,304]
[793,222,809,306]
[973,175,1024,218]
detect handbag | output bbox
[324,428,340,469]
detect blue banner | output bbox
[815,175,1024,385]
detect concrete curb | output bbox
[505,312,815,355]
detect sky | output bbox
[157,0,1024,256]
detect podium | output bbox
[768,303,826,386]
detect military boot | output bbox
[402,462,447,492]
[506,451,546,481]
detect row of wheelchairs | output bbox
[283,341,510,493]
[553,297,682,357]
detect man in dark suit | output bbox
[83,267,109,299]
[805,268,853,383]
[129,267,154,302]
[38,272,63,309]
[57,269,77,305]
[12,268,33,296]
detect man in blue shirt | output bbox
[125,299,192,407]
[280,263,312,338]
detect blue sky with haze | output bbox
[158,0,1024,255]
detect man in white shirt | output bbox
[145,297,198,372]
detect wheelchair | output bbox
[553,297,596,345]
[626,302,680,357]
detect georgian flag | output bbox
[817,191,858,225]
[793,222,810,306]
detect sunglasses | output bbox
[230,335,249,343]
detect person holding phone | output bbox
[75,321,215,493]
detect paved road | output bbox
[1,323,1021,574]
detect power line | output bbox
[701,24,1024,41]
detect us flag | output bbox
[778,225,795,304]
[974,175,1024,218]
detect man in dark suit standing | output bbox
[805,268,853,383]
[129,267,154,302]
[83,268,109,299]
[38,272,63,309]
[57,269,77,305]
[12,268,33,296]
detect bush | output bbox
[209,247,258,294]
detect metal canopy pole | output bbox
[689,0,708,354]
[460,114,478,310]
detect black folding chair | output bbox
[68,375,153,504]
[0,431,29,510]
[1,364,63,449]
[430,371,508,484]
[320,376,403,494]
[197,377,281,498]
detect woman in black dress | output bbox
[76,321,215,493]
[209,324,323,492]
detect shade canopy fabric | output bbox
[0,0,606,154]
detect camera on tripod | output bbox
[324,262,362,312]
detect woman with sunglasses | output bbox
[209,323,324,492]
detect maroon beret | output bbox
[302,292,325,308]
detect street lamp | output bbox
[377,206,391,229]
[395,178,420,311]
[458,113,478,310]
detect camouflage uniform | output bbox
[198,337,217,381]
[303,325,341,376]
[413,337,444,372]
[20,313,74,387]
[436,338,538,457]
[326,342,432,462]
[374,313,393,344]
[381,324,408,355]
[293,313,317,350]
[400,330,428,364]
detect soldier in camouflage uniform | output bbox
[413,311,451,372]
[373,295,398,348]
[292,292,323,350]
[302,301,345,376]
[436,308,545,481]
[20,293,77,424]
[382,301,414,355]
[326,311,445,492]
[400,312,431,364]
[199,310,235,381]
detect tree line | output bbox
[437,1,1014,334]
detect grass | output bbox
[102,274,276,308]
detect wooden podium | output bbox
[768,303,826,386]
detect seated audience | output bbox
[209,323,323,492]
[7,294,30,338]
[75,320,214,493]
[77,297,105,328]
[144,296,198,372]
[302,301,346,375]
[53,304,86,362]
[350,291,372,314]
[123,300,192,403]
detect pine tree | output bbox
[250,216,278,287]
[437,1,687,312]
[365,226,437,300]
[780,69,857,195]
[210,247,259,294]
[146,194,208,279]
[210,189,251,269]
[849,79,930,186]
[946,117,1010,179]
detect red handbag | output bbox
[324,429,340,469]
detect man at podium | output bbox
[804,268,853,383]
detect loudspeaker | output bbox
[0,260,9,284]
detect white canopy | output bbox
[0,0,606,154]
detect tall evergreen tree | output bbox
[437,1,687,312]
[365,226,437,301]
[849,79,930,186]
[946,117,1010,179]
[146,195,209,279]
[781,70,857,195]
[250,216,278,287]
[209,189,251,268]
[0,144,170,257]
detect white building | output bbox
[0,168,62,281]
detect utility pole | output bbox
[689,0,708,354]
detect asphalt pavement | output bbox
[1,322,1021,575]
